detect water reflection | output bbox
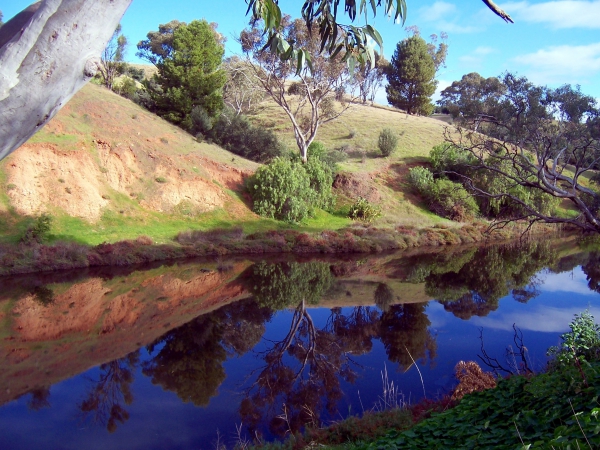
[79,351,139,433]
[143,300,272,407]
[1,238,599,448]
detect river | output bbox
[0,238,599,449]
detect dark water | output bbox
[0,239,599,449]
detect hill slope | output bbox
[0,83,452,244]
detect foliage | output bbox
[247,261,333,310]
[248,157,334,222]
[408,166,479,221]
[348,197,381,223]
[385,35,437,115]
[22,213,53,244]
[137,20,226,133]
[548,311,600,368]
[429,142,475,175]
[240,17,355,161]
[245,0,402,74]
[354,50,389,104]
[378,128,398,157]
[210,111,283,162]
[98,24,128,90]
[429,141,560,220]
[437,72,505,125]
[366,362,600,449]
[408,166,434,193]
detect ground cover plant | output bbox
[356,312,600,449]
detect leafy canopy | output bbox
[386,35,437,115]
[137,20,226,131]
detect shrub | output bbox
[115,77,138,100]
[547,310,600,368]
[408,166,434,192]
[248,158,315,223]
[307,141,346,171]
[429,142,475,174]
[22,213,53,244]
[248,157,334,222]
[428,178,479,221]
[378,128,398,157]
[409,167,479,221]
[304,156,335,211]
[190,105,213,136]
[210,111,282,163]
[348,197,381,222]
[155,177,167,183]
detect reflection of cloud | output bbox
[512,42,600,85]
[471,305,600,333]
[504,0,600,28]
[540,269,597,296]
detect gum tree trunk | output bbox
[0,0,132,160]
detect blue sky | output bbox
[4,0,600,101]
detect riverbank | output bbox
[0,220,570,276]
[247,314,600,450]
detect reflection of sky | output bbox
[538,268,598,296]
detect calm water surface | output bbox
[0,239,599,449]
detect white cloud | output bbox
[418,1,458,22]
[504,0,600,28]
[416,1,481,33]
[433,79,452,101]
[459,46,497,69]
[512,42,600,84]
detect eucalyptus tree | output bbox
[443,74,600,233]
[240,17,357,162]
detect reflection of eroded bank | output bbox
[0,261,253,405]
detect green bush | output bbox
[348,197,381,222]
[428,178,479,221]
[548,310,600,368]
[248,158,314,222]
[210,111,282,163]
[378,128,398,157]
[307,141,347,171]
[408,167,478,221]
[248,157,334,222]
[430,142,475,174]
[22,213,53,244]
[304,156,335,211]
[408,166,434,192]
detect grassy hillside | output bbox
[250,99,454,228]
[0,82,456,245]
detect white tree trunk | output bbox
[0,0,132,160]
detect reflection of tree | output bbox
[26,387,51,411]
[142,299,272,407]
[424,242,555,319]
[378,303,436,371]
[240,303,380,438]
[374,283,394,312]
[78,351,139,433]
[247,261,333,310]
[582,252,600,293]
